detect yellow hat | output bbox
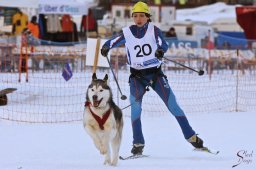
[132,1,150,14]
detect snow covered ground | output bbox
[1,111,255,170]
[1,69,256,170]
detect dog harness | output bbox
[85,102,111,130]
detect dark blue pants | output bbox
[129,72,195,145]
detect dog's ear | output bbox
[103,74,108,82]
[92,73,97,81]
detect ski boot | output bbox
[131,144,144,155]
[187,134,204,148]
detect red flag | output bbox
[236,7,256,40]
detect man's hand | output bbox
[101,46,110,57]
[155,48,165,60]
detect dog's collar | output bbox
[85,102,111,130]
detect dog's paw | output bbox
[103,157,111,165]
[110,159,118,166]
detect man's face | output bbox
[132,13,148,27]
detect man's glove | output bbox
[155,48,165,60]
[101,46,110,57]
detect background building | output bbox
[99,0,254,10]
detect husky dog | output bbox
[83,73,123,166]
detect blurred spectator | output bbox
[80,9,98,38]
[27,16,40,55]
[27,16,39,38]
[166,27,177,39]
[46,14,62,33]
[206,30,214,49]
[12,9,28,35]
[222,41,231,49]
[61,14,73,33]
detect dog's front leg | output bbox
[103,144,111,165]
[102,125,113,165]
[85,125,102,152]
[111,130,122,166]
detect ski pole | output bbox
[105,56,127,100]
[163,57,204,76]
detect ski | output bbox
[119,154,149,160]
[120,147,218,161]
[194,147,219,155]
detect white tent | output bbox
[176,2,240,24]
[210,18,243,32]
[0,0,38,8]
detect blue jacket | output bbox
[103,22,168,52]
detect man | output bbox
[12,9,28,35]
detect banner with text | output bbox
[39,4,88,15]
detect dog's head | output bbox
[86,73,112,108]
